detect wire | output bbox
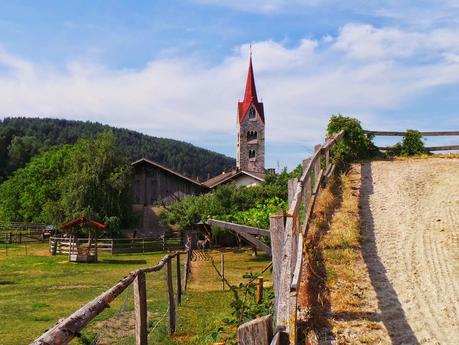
[147,305,170,338]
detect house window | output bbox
[248,107,256,119]
[249,149,256,159]
[247,131,257,141]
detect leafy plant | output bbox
[210,271,274,345]
[160,165,302,231]
[327,114,379,164]
[385,130,427,157]
[400,130,427,156]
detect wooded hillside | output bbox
[0,117,235,183]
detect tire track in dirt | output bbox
[360,158,459,345]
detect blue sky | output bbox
[1,0,459,170]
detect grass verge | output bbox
[0,245,270,345]
[299,164,389,344]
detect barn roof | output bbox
[202,169,265,189]
[131,158,207,188]
[238,56,265,124]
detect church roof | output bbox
[238,56,265,124]
[203,169,265,189]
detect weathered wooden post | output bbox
[176,254,182,305]
[288,178,299,206]
[314,144,322,181]
[94,238,98,262]
[166,258,176,334]
[256,277,264,304]
[221,253,225,291]
[269,212,285,319]
[184,239,192,291]
[134,270,148,345]
[237,315,273,345]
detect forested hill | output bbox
[0,117,235,182]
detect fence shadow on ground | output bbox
[100,259,147,265]
[360,162,419,345]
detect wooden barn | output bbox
[132,158,208,206]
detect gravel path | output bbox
[360,158,459,345]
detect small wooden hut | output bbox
[61,217,106,263]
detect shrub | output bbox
[327,115,379,163]
[385,130,427,157]
[400,130,427,156]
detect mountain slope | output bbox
[0,117,235,182]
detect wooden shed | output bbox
[132,158,208,206]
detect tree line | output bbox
[0,117,235,183]
[0,131,134,233]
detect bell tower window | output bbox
[248,107,256,120]
[249,149,256,159]
[247,131,257,141]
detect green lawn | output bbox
[0,244,271,345]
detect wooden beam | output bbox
[270,212,285,315]
[235,228,272,255]
[365,130,459,136]
[238,315,273,345]
[31,272,137,345]
[166,258,176,335]
[207,219,271,254]
[176,254,182,305]
[134,271,148,345]
[207,219,270,237]
[378,145,459,151]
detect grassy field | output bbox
[0,244,271,345]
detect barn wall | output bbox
[132,162,205,206]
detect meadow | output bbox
[0,243,271,345]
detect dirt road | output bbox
[360,158,459,345]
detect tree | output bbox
[0,131,135,229]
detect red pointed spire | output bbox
[238,56,264,123]
[243,56,258,104]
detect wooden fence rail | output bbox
[49,237,184,255]
[31,247,193,345]
[237,130,345,345]
[364,129,459,152]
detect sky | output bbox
[0,0,459,170]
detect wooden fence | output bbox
[365,130,459,151]
[31,247,193,345]
[0,231,48,244]
[49,237,184,255]
[237,131,345,345]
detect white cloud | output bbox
[1,23,459,167]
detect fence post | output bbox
[176,254,182,305]
[257,277,264,304]
[166,258,176,335]
[288,178,299,207]
[269,213,285,320]
[184,248,192,291]
[221,253,225,291]
[314,144,321,181]
[238,315,273,345]
[134,271,148,345]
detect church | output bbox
[132,56,266,213]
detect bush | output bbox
[385,130,427,157]
[400,130,427,156]
[327,115,379,164]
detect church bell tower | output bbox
[236,56,265,173]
